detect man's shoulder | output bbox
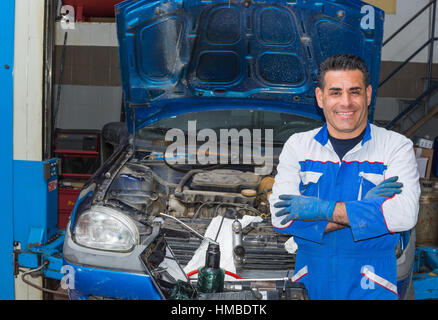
[286,127,323,144]
[369,124,414,157]
[370,123,411,144]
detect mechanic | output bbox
[269,54,421,300]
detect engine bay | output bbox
[102,156,304,300]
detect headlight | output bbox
[74,206,140,252]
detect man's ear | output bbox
[366,85,372,106]
[315,87,323,109]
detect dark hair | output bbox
[317,54,370,89]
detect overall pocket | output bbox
[358,172,385,200]
[299,171,323,197]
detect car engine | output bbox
[104,158,305,300]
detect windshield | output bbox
[135,110,323,144]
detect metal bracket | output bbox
[16,231,66,281]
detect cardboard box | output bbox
[414,147,434,179]
[414,137,434,149]
[366,0,396,14]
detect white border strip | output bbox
[361,266,398,295]
[292,266,308,282]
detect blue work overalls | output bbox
[271,123,420,300]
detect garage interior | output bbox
[2,0,438,300]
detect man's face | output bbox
[315,69,372,139]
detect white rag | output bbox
[183,215,262,279]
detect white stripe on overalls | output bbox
[361,266,398,294]
[291,266,308,282]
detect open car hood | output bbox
[115,0,384,133]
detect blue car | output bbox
[62,0,415,300]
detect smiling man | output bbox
[270,54,421,300]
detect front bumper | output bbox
[64,261,162,300]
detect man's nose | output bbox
[339,92,352,107]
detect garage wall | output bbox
[379,0,438,99]
[375,0,438,139]
[54,85,122,130]
[53,22,122,131]
[381,0,434,63]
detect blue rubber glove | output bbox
[364,176,403,199]
[274,195,336,225]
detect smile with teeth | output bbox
[336,111,354,117]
